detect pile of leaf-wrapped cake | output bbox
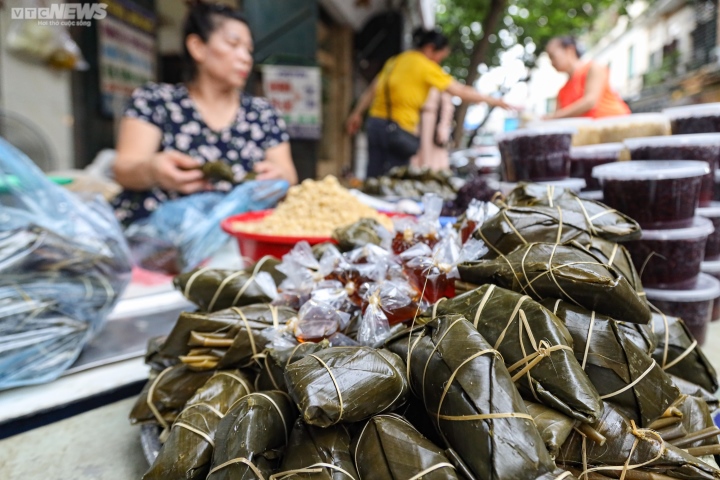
[132,186,720,480]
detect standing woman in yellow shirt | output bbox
[347,28,515,177]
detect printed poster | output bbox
[262,65,322,140]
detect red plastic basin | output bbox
[221,209,408,262]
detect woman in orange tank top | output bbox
[545,36,630,119]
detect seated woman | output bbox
[112,1,297,226]
[544,36,631,119]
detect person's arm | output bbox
[445,80,516,110]
[113,117,207,194]
[548,63,606,119]
[253,142,298,185]
[346,77,380,135]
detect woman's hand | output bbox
[253,159,286,180]
[254,142,298,185]
[149,150,208,194]
[346,112,363,135]
[485,96,522,112]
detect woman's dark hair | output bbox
[412,27,449,50]
[182,0,250,79]
[550,36,584,57]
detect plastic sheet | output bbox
[0,138,131,390]
[126,180,288,273]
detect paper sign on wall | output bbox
[262,65,322,140]
[98,1,155,117]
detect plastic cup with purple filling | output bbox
[496,126,576,182]
[569,143,625,191]
[698,201,720,261]
[624,133,720,207]
[624,217,714,289]
[701,259,720,322]
[645,273,720,346]
[663,103,720,135]
[592,160,710,229]
[526,117,596,146]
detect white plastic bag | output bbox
[0,138,131,389]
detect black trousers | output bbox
[366,117,414,178]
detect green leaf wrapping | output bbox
[129,365,214,426]
[351,414,459,480]
[670,375,719,411]
[174,258,285,311]
[430,284,603,423]
[201,161,236,183]
[476,206,593,257]
[580,237,646,301]
[671,394,720,449]
[387,315,572,480]
[474,202,646,302]
[207,391,296,480]
[458,243,651,324]
[503,184,641,242]
[156,304,296,371]
[558,403,720,480]
[285,346,409,427]
[274,419,359,480]
[331,218,388,252]
[255,341,332,393]
[651,312,719,393]
[546,299,679,427]
[525,401,577,459]
[143,370,253,480]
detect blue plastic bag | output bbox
[125,180,289,273]
[0,138,132,390]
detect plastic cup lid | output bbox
[592,160,710,180]
[645,273,720,302]
[663,103,720,119]
[624,133,720,149]
[538,178,586,190]
[698,201,720,218]
[499,179,586,195]
[638,216,714,241]
[571,143,625,159]
[496,125,577,142]
[578,190,603,201]
[702,259,720,274]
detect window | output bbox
[628,45,635,79]
[649,50,662,70]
